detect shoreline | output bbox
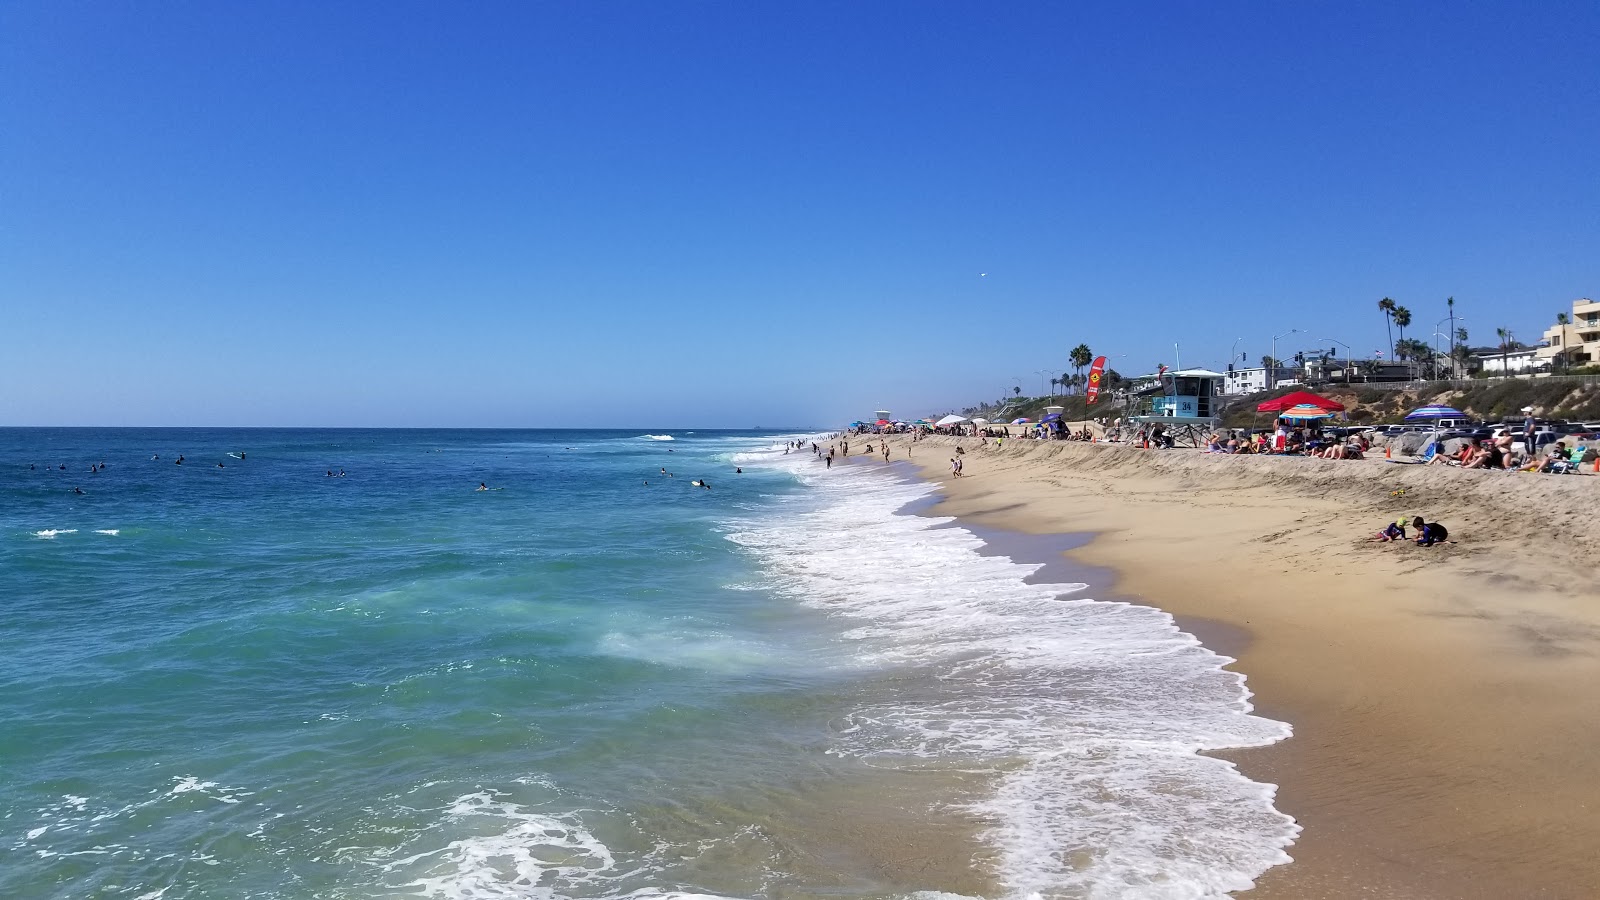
[858,433,1600,897]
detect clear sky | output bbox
[4,2,1597,426]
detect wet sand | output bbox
[864,434,1600,898]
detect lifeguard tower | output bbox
[1127,368,1225,447]
[873,409,892,425]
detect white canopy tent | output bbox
[935,415,968,426]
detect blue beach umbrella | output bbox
[1403,404,1465,421]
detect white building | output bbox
[1221,366,1299,396]
[1536,298,1600,370]
[1471,347,1546,376]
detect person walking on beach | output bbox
[825,454,832,469]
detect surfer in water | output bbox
[477,482,489,491]
[691,479,710,490]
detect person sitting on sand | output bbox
[1463,442,1504,470]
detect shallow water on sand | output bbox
[1,428,1294,899]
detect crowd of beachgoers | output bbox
[848,414,1598,476]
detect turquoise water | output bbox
[1,429,1298,899]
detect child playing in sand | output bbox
[1372,516,1450,545]
[1373,517,1411,542]
[1414,518,1449,546]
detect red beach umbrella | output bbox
[1256,391,1345,413]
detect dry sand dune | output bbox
[874,434,1600,898]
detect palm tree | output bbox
[1496,327,1513,378]
[1392,306,1412,375]
[1378,297,1397,361]
[1049,377,1058,399]
[1555,313,1571,373]
[1069,344,1093,393]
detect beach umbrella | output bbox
[1403,404,1465,421]
[876,419,890,425]
[1041,413,1061,422]
[971,417,990,426]
[1280,404,1334,420]
[1011,417,1031,424]
[1257,391,1345,413]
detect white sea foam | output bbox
[642,434,676,441]
[33,529,78,539]
[166,776,248,804]
[94,529,119,536]
[379,790,630,899]
[728,453,1299,898]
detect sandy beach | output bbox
[867,433,1600,898]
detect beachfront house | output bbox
[1536,298,1600,371]
[1469,346,1546,377]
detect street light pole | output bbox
[1270,328,1302,390]
[1318,337,1351,384]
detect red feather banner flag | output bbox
[1085,356,1108,404]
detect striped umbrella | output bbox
[1404,404,1465,421]
[1281,403,1334,420]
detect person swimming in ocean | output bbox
[72,486,84,494]
[691,479,710,490]
[477,482,488,491]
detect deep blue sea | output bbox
[1,429,1296,900]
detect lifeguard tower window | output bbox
[1172,377,1216,418]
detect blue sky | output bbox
[4,2,1596,426]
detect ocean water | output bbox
[0,428,1296,900]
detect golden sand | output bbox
[869,433,1600,898]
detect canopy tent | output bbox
[1280,404,1335,420]
[1403,404,1465,421]
[936,414,968,426]
[1257,391,1345,413]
